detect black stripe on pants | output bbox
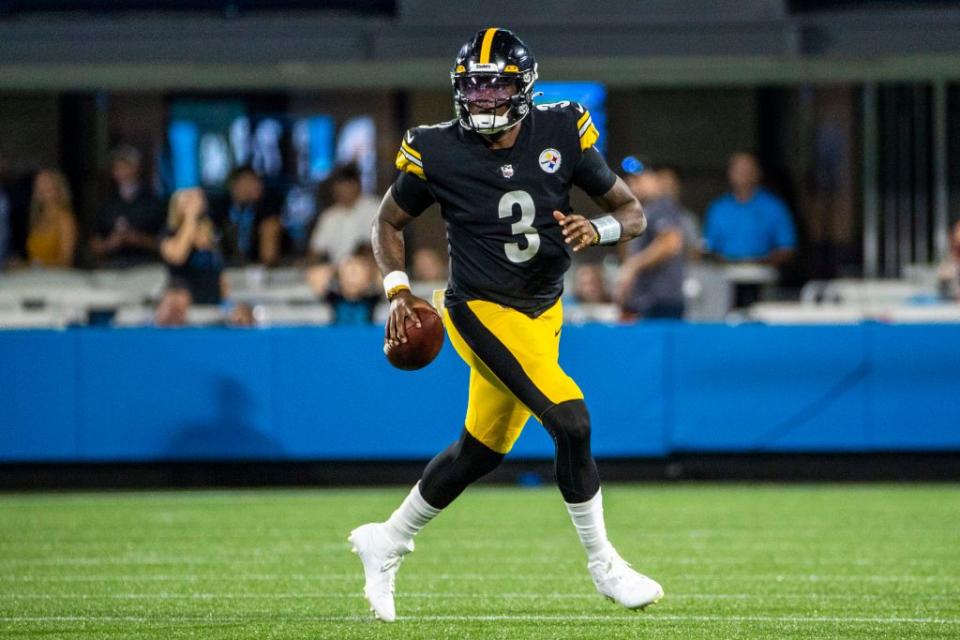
[446,301,554,418]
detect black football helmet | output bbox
[451,28,538,135]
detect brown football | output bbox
[385,307,445,371]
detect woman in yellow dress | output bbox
[26,169,77,267]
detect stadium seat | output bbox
[252,303,333,327]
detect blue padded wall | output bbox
[1,323,958,462]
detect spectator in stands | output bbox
[305,254,335,299]
[154,285,191,327]
[573,263,611,304]
[26,169,77,268]
[90,145,166,267]
[655,165,701,260]
[938,220,960,302]
[325,252,381,325]
[564,263,619,324]
[212,165,282,267]
[160,188,225,305]
[411,247,447,283]
[153,285,255,328]
[703,152,796,265]
[617,160,687,319]
[309,163,379,265]
[227,302,256,328]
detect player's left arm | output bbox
[553,176,647,251]
[556,153,647,252]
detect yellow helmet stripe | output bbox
[479,27,498,64]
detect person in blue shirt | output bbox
[703,152,796,266]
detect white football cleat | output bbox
[588,550,664,610]
[348,523,413,622]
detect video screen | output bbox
[165,99,376,251]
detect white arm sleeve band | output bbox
[591,215,623,245]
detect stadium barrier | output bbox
[1,323,958,462]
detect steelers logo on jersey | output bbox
[538,148,562,173]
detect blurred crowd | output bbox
[571,151,801,321]
[0,145,405,326]
[2,143,958,328]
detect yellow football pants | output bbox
[442,298,583,454]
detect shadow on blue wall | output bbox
[167,377,283,460]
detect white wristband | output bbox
[383,270,411,300]
[591,215,622,245]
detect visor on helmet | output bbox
[456,75,518,108]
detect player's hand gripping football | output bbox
[554,211,599,252]
[386,289,436,348]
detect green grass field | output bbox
[1,484,958,639]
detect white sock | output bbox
[384,482,442,544]
[565,488,614,562]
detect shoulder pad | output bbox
[534,101,599,151]
[396,128,426,180]
[394,121,457,180]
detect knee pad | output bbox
[541,399,591,442]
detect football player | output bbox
[350,27,664,621]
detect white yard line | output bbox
[0,614,957,625]
[3,572,957,583]
[0,591,957,601]
[2,555,954,568]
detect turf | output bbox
[0,484,958,639]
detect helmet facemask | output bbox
[452,66,537,136]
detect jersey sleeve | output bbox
[571,146,617,196]
[573,104,600,151]
[391,128,435,215]
[390,170,436,217]
[394,129,426,180]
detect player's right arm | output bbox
[372,191,434,346]
[372,129,438,347]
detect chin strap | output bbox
[468,113,522,135]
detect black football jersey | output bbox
[391,101,616,317]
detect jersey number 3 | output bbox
[498,190,540,263]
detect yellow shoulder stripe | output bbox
[395,149,426,179]
[576,106,598,150]
[579,124,600,151]
[480,27,498,64]
[400,139,421,160]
